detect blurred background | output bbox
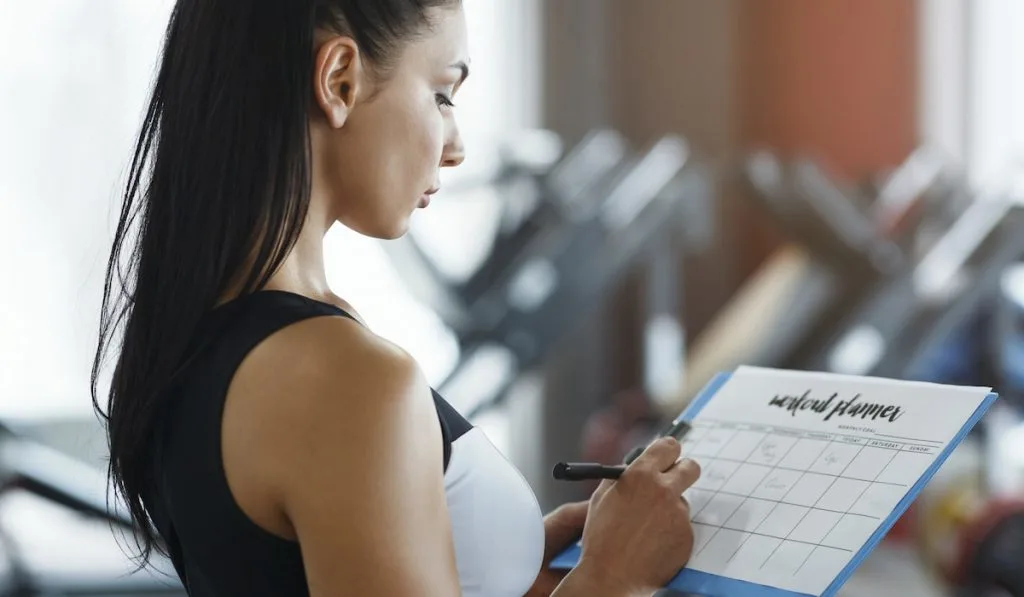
[3,0,1024,595]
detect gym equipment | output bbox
[679,149,939,409]
[0,422,185,596]
[748,147,972,370]
[857,145,969,254]
[807,187,1024,381]
[678,148,995,417]
[748,153,905,361]
[387,129,714,419]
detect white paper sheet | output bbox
[680,366,991,596]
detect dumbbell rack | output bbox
[677,149,915,403]
[806,186,1024,383]
[734,147,993,381]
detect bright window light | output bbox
[0,1,539,428]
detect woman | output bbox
[92,1,701,595]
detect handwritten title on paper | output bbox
[767,390,904,423]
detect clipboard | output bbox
[550,366,998,596]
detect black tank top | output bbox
[144,290,544,596]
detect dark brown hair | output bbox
[92,0,458,569]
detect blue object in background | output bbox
[904,309,987,387]
[991,264,1024,412]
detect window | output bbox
[0,1,540,428]
[0,0,178,420]
[920,0,1024,187]
[967,0,1024,186]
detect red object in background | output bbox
[885,503,917,544]
[950,497,1024,587]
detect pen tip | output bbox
[552,462,568,479]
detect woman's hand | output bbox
[525,500,590,597]
[575,438,699,594]
[542,439,701,597]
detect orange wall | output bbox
[741,0,919,179]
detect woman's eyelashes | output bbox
[435,92,455,108]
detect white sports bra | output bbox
[434,392,546,596]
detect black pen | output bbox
[552,418,693,482]
[552,462,625,481]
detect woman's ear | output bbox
[312,36,364,128]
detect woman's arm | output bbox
[530,502,651,597]
[550,564,650,597]
[254,317,462,596]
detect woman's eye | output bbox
[435,93,455,108]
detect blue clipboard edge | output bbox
[550,370,999,597]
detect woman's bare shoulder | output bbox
[221,312,440,538]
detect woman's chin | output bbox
[338,216,410,241]
[374,216,413,241]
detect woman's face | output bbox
[309,5,468,240]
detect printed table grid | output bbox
[688,427,800,561]
[685,419,924,580]
[692,521,855,553]
[692,489,882,519]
